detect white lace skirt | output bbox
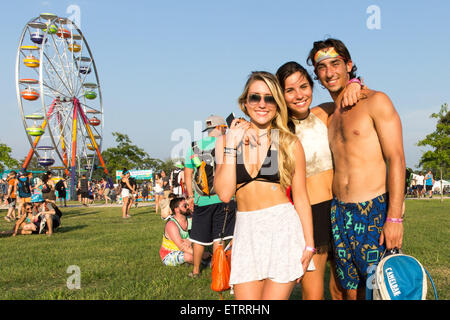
[229,202,315,286]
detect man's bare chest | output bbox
[328,107,373,146]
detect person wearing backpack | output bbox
[184,115,236,278]
[16,169,33,218]
[78,174,90,207]
[55,176,67,207]
[171,162,185,196]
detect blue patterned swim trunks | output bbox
[330,193,388,290]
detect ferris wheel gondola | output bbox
[16,13,108,199]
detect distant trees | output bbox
[417,103,449,201]
[100,132,177,179]
[0,142,19,172]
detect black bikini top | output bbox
[121,179,130,190]
[235,144,280,192]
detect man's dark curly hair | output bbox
[307,38,357,80]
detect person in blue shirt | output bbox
[424,170,434,198]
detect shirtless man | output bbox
[308,38,405,299]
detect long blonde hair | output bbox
[238,71,298,191]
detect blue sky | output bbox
[1,0,449,169]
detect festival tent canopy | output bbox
[432,180,450,191]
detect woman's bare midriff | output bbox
[235,181,290,212]
[306,169,333,205]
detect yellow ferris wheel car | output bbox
[23,55,40,68]
[68,42,81,53]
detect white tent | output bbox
[432,180,450,192]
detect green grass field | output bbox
[0,199,448,300]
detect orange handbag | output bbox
[211,205,232,298]
[211,243,231,294]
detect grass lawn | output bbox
[0,199,448,300]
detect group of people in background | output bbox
[1,169,63,236]
[408,170,436,198]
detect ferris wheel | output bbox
[16,13,108,196]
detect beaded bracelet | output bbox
[386,217,403,223]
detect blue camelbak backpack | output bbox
[371,249,438,300]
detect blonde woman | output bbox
[214,71,315,300]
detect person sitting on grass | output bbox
[160,197,194,266]
[32,194,62,236]
[10,202,37,236]
[12,194,61,236]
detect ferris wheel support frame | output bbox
[69,98,108,199]
[22,99,56,170]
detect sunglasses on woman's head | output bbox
[247,94,276,106]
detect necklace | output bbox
[292,109,310,122]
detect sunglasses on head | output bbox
[247,94,276,106]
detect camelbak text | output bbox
[385,267,401,296]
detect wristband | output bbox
[305,246,316,253]
[386,217,403,223]
[347,78,362,87]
